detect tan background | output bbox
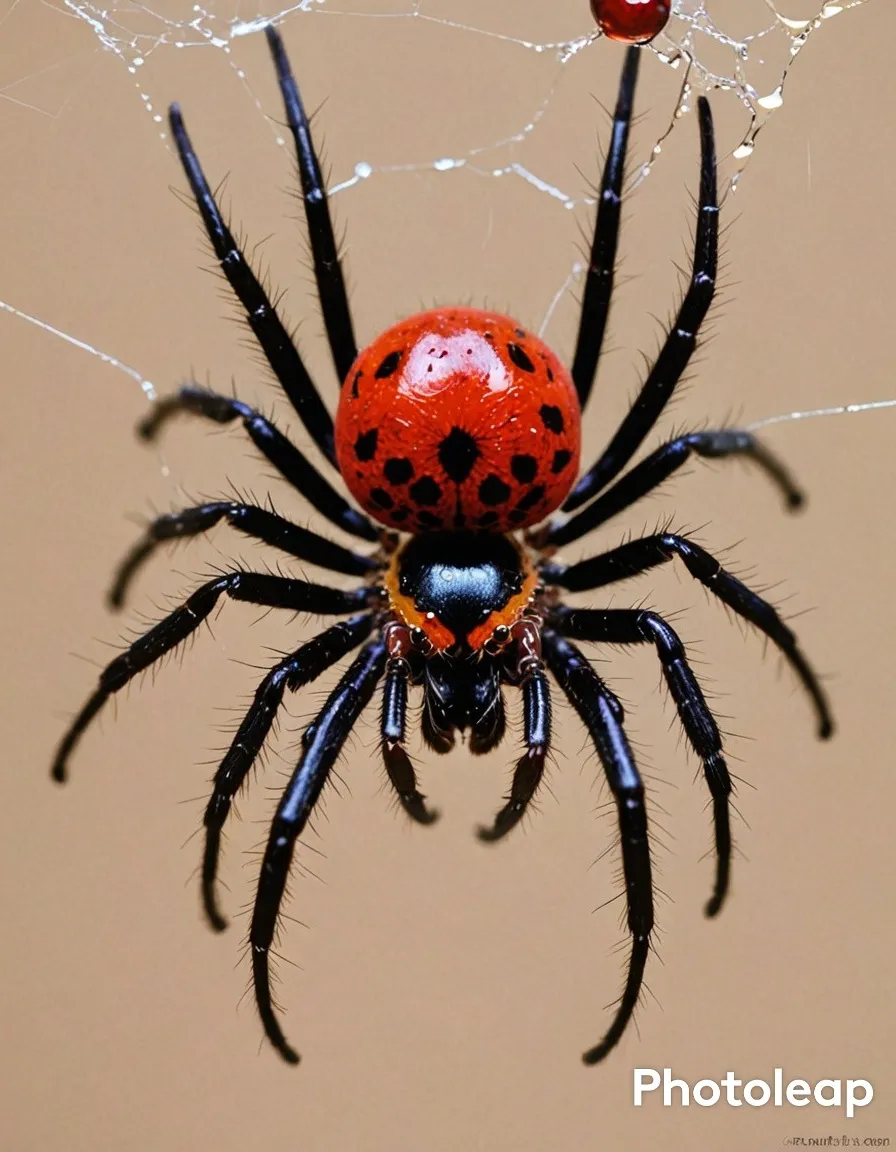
[2,2,895,1149]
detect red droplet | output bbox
[590,0,671,44]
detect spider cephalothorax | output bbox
[52,26,833,1067]
[385,531,539,653]
[383,530,543,762]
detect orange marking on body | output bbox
[384,556,455,650]
[467,561,539,651]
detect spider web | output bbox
[0,0,884,430]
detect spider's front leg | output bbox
[542,630,654,1064]
[251,640,387,1065]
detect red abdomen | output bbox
[335,308,581,534]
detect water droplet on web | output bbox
[758,87,784,111]
[233,18,270,38]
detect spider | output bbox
[51,26,833,1066]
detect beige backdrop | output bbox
[3,2,895,1150]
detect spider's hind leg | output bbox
[167,99,338,466]
[564,92,719,514]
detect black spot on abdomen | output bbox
[354,429,378,461]
[375,350,402,378]
[515,484,546,513]
[410,476,443,506]
[438,427,480,483]
[540,404,564,434]
[370,487,394,510]
[551,449,572,473]
[507,343,535,373]
[478,474,511,506]
[510,454,538,484]
[384,456,414,485]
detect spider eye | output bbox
[410,626,434,655]
[484,624,511,655]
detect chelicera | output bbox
[51,26,833,1066]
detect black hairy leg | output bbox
[546,429,804,547]
[108,501,380,609]
[200,613,374,932]
[137,387,378,542]
[542,631,654,1065]
[250,641,387,1064]
[564,94,718,513]
[541,531,833,740]
[478,617,552,842]
[265,25,359,386]
[51,572,369,784]
[571,46,639,411]
[168,101,337,465]
[477,667,551,842]
[550,606,733,917]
